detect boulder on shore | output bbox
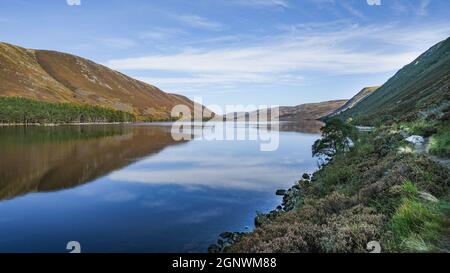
[405,135,425,145]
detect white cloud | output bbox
[106,22,450,92]
[172,14,223,31]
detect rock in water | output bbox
[302,173,310,180]
[276,189,287,196]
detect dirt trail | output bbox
[415,138,450,170]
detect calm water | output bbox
[0,122,322,253]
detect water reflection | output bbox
[0,122,322,252]
[0,125,185,200]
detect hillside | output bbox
[337,37,450,125]
[0,42,207,120]
[327,86,379,117]
[221,100,347,122]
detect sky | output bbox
[1,0,450,108]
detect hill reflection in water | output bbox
[0,125,186,200]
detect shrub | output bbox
[312,119,357,157]
[230,195,384,253]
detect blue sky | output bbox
[1,0,450,108]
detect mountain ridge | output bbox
[0,42,208,120]
[327,86,379,118]
[220,100,348,122]
[336,37,450,124]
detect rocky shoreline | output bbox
[208,173,314,253]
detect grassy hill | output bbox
[0,42,208,121]
[218,37,450,254]
[327,86,379,118]
[337,37,450,125]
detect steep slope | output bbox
[328,86,379,117]
[337,37,450,124]
[221,100,347,122]
[276,100,348,121]
[0,42,207,120]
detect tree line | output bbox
[0,97,136,124]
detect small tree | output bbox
[312,119,356,157]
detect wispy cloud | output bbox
[231,0,289,8]
[139,27,187,41]
[172,14,223,31]
[100,37,137,49]
[106,22,450,92]
[417,0,432,16]
[339,1,365,19]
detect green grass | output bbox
[0,97,136,124]
[429,130,450,157]
[401,181,419,198]
[387,182,444,252]
[400,120,438,137]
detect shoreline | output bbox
[210,122,450,253]
[0,122,134,127]
[208,171,314,253]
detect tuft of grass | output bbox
[401,181,419,198]
[429,130,450,157]
[387,182,443,252]
[400,120,437,137]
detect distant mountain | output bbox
[327,86,379,117]
[0,42,208,120]
[337,37,450,124]
[221,100,347,122]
